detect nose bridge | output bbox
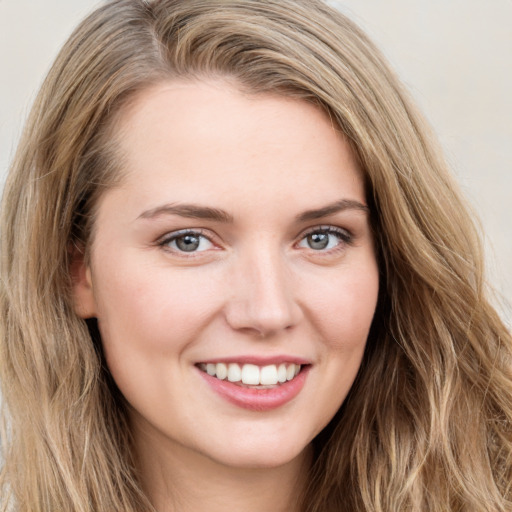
[225,239,300,335]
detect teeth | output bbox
[201,362,302,385]
[277,363,287,383]
[216,362,227,380]
[241,364,260,385]
[227,363,242,382]
[260,365,278,385]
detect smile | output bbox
[198,362,302,387]
[196,361,311,411]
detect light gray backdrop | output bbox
[1,1,510,323]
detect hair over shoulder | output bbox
[1,1,511,511]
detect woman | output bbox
[1,0,510,510]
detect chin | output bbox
[202,434,312,470]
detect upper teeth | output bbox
[200,362,301,386]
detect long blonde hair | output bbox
[1,1,511,510]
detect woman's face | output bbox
[73,80,379,469]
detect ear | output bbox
[69,246,97,319]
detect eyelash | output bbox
[157,226,353,255]
[298,226,354,256]
[157,229,215,255]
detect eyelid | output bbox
[154,225,353,255]
[156,228,219,253]
[298,224,352,241]
[295,225,353,252]
[157,227,206,242]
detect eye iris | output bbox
[176,234,200,252]
[307,232,329,250]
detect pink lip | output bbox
[196,365,310,412]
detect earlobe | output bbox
[70,248,97,319]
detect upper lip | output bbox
[196,355,311,366]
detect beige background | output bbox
[1,1,510,323]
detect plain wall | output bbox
[1,0,511,322]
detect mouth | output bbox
[197,362,303,388]
[195,360,311,411]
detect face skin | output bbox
[73,79,379,508]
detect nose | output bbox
[224,246,302,337]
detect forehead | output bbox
[103,79,365,218]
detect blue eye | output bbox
[298,228,351,251]
[161,231,214,253]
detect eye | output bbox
[297,227,351,251]
[160,230,214,253]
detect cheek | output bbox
[91,261,228,419]
[91,258,225,361]
[310,265,379,421]
[305,262,379,350]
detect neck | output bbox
[131,416,312,512]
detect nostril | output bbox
[223,258,303,334]
[224,297,301,336]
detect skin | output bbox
[73,79,379,511]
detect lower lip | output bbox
[197,366,310,411]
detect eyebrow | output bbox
[138,203,234,223]
[295,199,369,222]
[137,198,369,223]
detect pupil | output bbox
[308,232,329,250]
[176,234,200,252]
